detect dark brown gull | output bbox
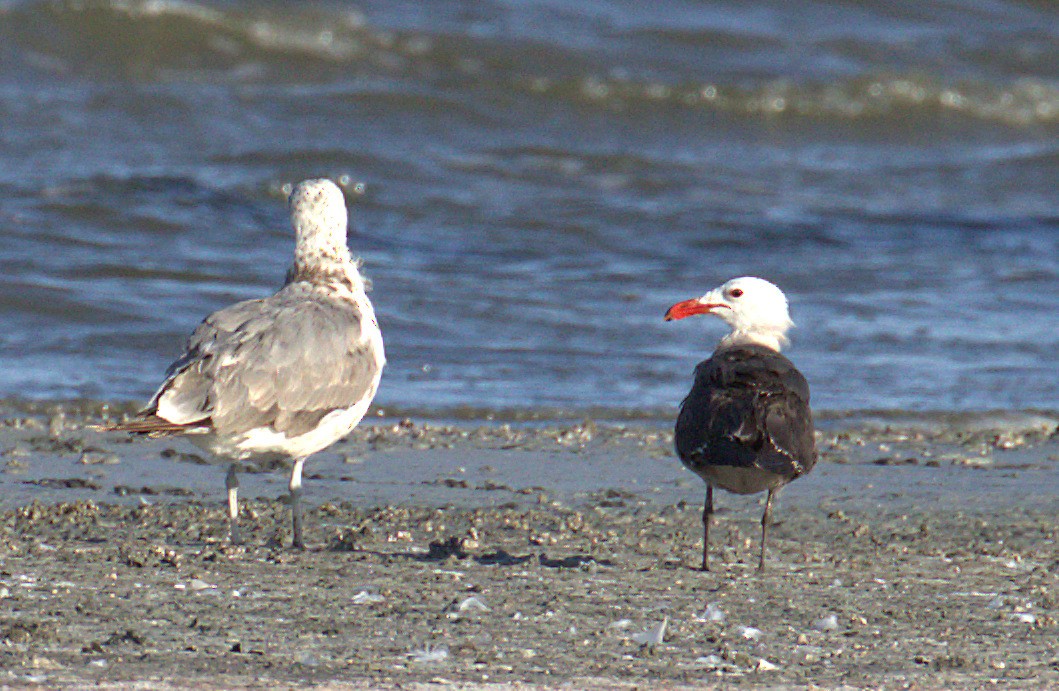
[665,276,816,571]
[106,179,385,549]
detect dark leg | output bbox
[701,484,714,571]
[759,488,776,571]
[289,458,307,550]
[225,464,242,545]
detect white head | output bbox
[664,276,794,351]
[287,178,361,287]
[289,178,352,267]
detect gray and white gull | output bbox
[107,179,385,548]
[665,277,816,571]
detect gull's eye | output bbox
[728,288,743,298]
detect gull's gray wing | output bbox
[146,283,382,438]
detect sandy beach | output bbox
[0,403,1056,689]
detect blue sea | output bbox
[1,0,1056,415]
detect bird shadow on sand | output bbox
[335,535,614,570]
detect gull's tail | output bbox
[94,414,209,437]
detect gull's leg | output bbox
[701,484,714,572]
[289,458,307,550]
[759,488,776,571]
[225,464,242,545]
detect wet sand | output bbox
[0,404,1057,689]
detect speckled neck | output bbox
[284,179,364,292]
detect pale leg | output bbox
[225,464,242,545]
[759,488,776,571]
[289,458,307,550]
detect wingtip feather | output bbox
[94,415,210,437]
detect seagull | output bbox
[105,179,385,549]
[665,277,816,571]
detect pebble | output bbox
[352,590,385,604]
[699,602,726,623]
[79,451,120,465]
[631,618,667,646]
[813,614,840,631]
[737,626,763,640]
[458,595,490,612]
[695,654,725,669]
[408,645,449,663]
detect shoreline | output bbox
[2,401,1056,509]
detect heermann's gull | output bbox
[665,276,816,571]
[105,179,385,549]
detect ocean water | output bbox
[0,0,1056,415]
